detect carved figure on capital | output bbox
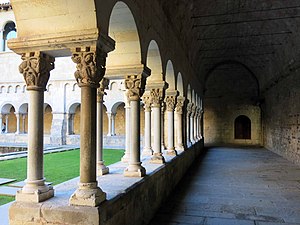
[97,78,109,102]
[72,47,106,88]
[19,52,55,90]
[125,74,146,101]
[165,95,177,111]
[175,97,185,114]
[150,89,164,107]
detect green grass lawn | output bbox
[0,149,124,206]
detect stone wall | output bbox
[263,72,300,165]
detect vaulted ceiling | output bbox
[160,0,300,93]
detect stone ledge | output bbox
[9,141,203,225]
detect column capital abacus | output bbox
[175,96,185,114]
[142,92,152,112]
[19,52,55,91]
[97,77,109,103]
[72,46,106,88]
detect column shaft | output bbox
[15,113,20,134]
[143,109,152,155]
[5,115,8,133]
[121,104,130,162]
[107,113,112,136]
[175,112,184,150]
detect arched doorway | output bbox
[234,115,251,139]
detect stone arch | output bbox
[165,60,175,90]
[176,73,184,97]
[234,115,251,140]
[110,81,118,91]
[7,85,13,93]
[47,84,53,92]
[0,86,5,93]
[15,85,21,93]
[2,21,16,52]
[18,103,28,133]
[146,40,163,81]
[44,103,53,135]
[68,102,81,135]
[107,1,141,68]
[1,103,16,133]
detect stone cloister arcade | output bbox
[5,1,204,224]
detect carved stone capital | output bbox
[72,46,106,88]
[165,95,177,111]
[97,78,109,102]
[19,52,54,91]
[175,96,185,114]
[191,105,197,117]
[150,88,164,107]
[142,92,152,112]
[125,74,146,101]
[187,103,193,116]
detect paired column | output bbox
[5,115,8,133]
[186,102,192,147]
[161,104,166,151]
[164,91,177,155]
[69,46,107,206]
[190,104,196,144]
[175,96,185,150]
[22,114,27,133]
[15,113,20,134]
[142,92,153,156]
[107,113,112,136]
[97,78,109,176]
[149,86,166,164]
[194,107,199,142]
[16,51,54,202]
[121,93,130,162]
[124,73,148,177]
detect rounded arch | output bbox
[111,101,125,114]
[146,40,163,81]
[3,21,17,52]
[7,85,13,93]
[110,81,118,91]
[187,84,192,102]
[15,85,21,93]
[107,1,141,68]
[234,115,251,139]
[1,103,15,114]
[204,60,260,96]
[68,102,81,114]
[176,73,184,96]
[18,103,28,114]
[44,103,53,135]
[165,60,175,90]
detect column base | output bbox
[124,163,146,177]
[121,153,130,163]
[165,149,178,156]
[150,153,165,164]
[142,147,153,156]
[69,182,106,207]
[97,161,109,176]
[175,145,185,151]
[16,184,54,203]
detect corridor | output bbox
[150,147,300,225]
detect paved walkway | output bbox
[150,147,300,225]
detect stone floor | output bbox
[149,147,300,225]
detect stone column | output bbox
[0,114,2,133]
[111,113,116,136]
[124,73,148,177]
[161,103,166,151]
[164,91,177,155]
[5,114,8,133]
[97,78,109,176]
[175,96,185,150]
[121,93,130,162]
[16,52,54,202]
[107,112,112,136]
[194,107,199,142]
[190,104,196,144]
[186,102,192,147]
[200,110,204,139]
[15,113,20,134]
[142,92,153,156]
[69,46,107,206]
[22,114,26,133]
[149,86,166,164]
[50,113,67,145]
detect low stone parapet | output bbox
[9,141,203,225]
